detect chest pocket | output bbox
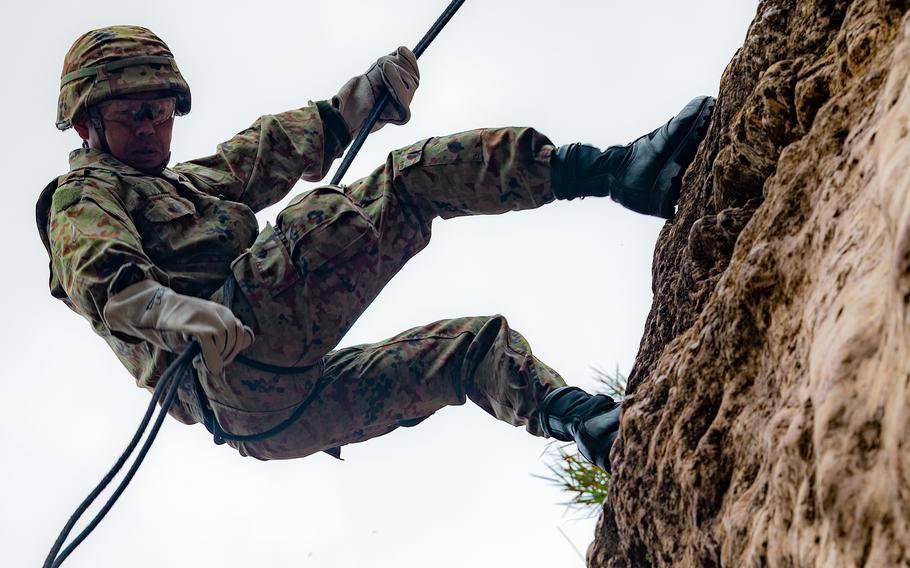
[141,194,196,222]
[134,194,198,262]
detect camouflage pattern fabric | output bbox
[38,101,347,423]
[38,103,566,454]
[57,26,191,131]
[215,127,566,458]
[228,315,565,459]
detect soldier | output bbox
[38,26,713,472]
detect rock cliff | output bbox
[590,1,910,565]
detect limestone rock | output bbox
[590,1,910,565]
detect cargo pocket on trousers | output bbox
[246,222,300,297]
[397,132,485,170]
[396,138,428,171]
[277,185,377,276]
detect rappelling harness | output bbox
[44,2,466,566]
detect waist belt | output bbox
[186,274,334,449]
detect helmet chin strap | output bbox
[152,152,171,174]
[87,107,170,173]
[87,107,111,154]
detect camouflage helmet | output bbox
[56,25,191,130]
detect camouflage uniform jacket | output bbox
[36,101,351,423]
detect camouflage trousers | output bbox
[197,127,567,459]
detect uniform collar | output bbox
[68,147,168,176]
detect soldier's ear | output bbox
[72,112,90,141]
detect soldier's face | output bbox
[76,90,175,171]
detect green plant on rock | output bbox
[537,365,627,514]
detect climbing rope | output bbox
[42,344,198,568]
[43,1,467,565]
[332,0,466,184]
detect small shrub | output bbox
[537,365,627,514]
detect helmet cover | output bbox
[57,25,191,130]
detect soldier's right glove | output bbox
[332,46,420,138]
[103,279,255,375]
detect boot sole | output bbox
[653,96,716,219]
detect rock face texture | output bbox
[589,1,910,566]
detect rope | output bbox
[192,274,330,445]
[44,1,468,564]
[331,0,466,185]
[43,344,199,568]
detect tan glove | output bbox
[103,280,254,375]
[332,46,420,137]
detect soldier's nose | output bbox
[134,119,157,136]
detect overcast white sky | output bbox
[2,1,758,566]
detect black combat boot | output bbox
[551,96,715,218]
[537,386,622,473]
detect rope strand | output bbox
[331,0,467,185]
[44,344,199,568]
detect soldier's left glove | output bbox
[332,46,420,138]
